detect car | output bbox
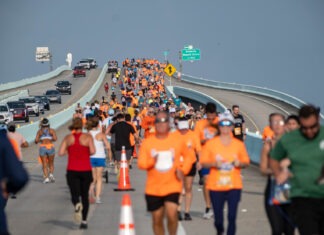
[0,104,14,124]
[81,58,97,69]
[45,90,62,104]
[55,80,72,95]
[18,97,40,116]
[7,101,29,122]
[77,60,91,70]
[108,60,118,73]
[73,66,86,77]
[35,95,50,111]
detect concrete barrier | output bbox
[0,90,29,103]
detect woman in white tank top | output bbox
[87,117,111,204]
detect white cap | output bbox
[169,107,176,113]
[178,120,189,130]
[218,110,234,123]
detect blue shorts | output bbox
[90,158,106,167]
[200,168,210,177]
[39,146,55,157]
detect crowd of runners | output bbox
[1,57,324,235]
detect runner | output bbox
[194,102,219,219]
[231,105,246,141]
[7,123,29,161]
[175,118,201,221]
[87,117,111,204]
[58,118,95,229]
[138,111,195,235]
[200,110,250,235]
[260,113,295,235]
[285,114,300,132]
[104,82,109,94]
[35,118,57,184]
[270,105,324,235]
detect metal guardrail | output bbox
[179,73,324,121]
[166,85,262,164]
[0,65,71,92]
[17,64,108,144]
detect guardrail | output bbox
[0,65,71,92]
[166,85,262,164]
[17,64,108,144]
[0,90,29,103]
[177,73,324,122]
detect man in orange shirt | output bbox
[200,111,250,235]
[193,102,219,219]
[138,111,194,235]
[141,107,156,138]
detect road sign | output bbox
[181,49,201,61]
[36,47,51,62]
[164,63,176,77]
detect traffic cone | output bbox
[119,194,135,235]
[114,146,135,191]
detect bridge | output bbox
[2,64,304,234]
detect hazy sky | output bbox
[1,0,323,110]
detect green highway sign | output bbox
[181,49,201,61]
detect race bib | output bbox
[216,163,234,187]
[155,150,173,172]
[234,127,242,136]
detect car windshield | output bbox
[46,90,59,95]
[0,106,8,112]
[74,66,83,70]
[20,98,36,103]
[8,102,25,108]
[57,81,69,86]
[79,61,88,64]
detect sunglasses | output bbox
[300,122,318,131]
[219,120,233,127]
[155,117,169,124]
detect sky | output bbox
[1,0,323,111]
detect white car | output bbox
[18,97,40,116]
[77,60,91,70]
[0,104,13,124]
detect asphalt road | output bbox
[5,71,277,235]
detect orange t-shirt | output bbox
[127,121,137,146]
[138,132,193,196]
[262,126,274,141]
[194,118,218,145]
[141,115,156,138]
[200,136,250,191]
[174,129,201,158]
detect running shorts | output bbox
[186,162,197,177]
[115,149,132,161]
[145,193,180,212]
[90,158,106,167]
[39,146,55,157]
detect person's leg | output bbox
[184,176,194,215]
[0,197,9,235]
[89,167,97,201]
[226,190,241,235]
[66,171,81,206]
[203,174,212,218]
[151,207,165,235]
[95,167,103,199]
[80,171,93,221]
[210,190,225,235]
[40,156,49,180]
[47,153,55,182]
[165,201,179,235]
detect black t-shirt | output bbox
[232,114,245,140]
[110,121,135,150]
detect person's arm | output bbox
[233,141,250,169]
[269,139,289,184]
[101,133,112,162]
[259,141,272,175]
[58,136,68,156]
[35,130,41,144]
[88,134,96,156]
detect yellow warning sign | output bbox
[164,63,176,77]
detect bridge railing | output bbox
[17,64,108,144]
[0,65,71,92]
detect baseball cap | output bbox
[178,120,189,130]
[218,110,234,123]
[169,107,176,113]
[108,109,115,116]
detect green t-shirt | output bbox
[270,126,324,199]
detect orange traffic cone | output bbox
[114,146,135,191]
[118,194,135,235]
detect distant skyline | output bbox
[1,0,323,111]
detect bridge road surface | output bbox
[0,69,102,127]
[5,74,285,234]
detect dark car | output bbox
[73,66,86,77]
[35,95,50,111]
[7,101,29,122]
[55,80,72,95]
[45,90,62,104]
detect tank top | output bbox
[67,133,91,171]
[40,128,52,140]
[89,130,106,159]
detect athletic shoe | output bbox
[49,174,55,183]
[178,211,183,221]
[80,221,88,229]
[74,202,83,223]
[184,213,192,221]
[203,210,213,219]
[43,178,50,184]
[95,197,102,204]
